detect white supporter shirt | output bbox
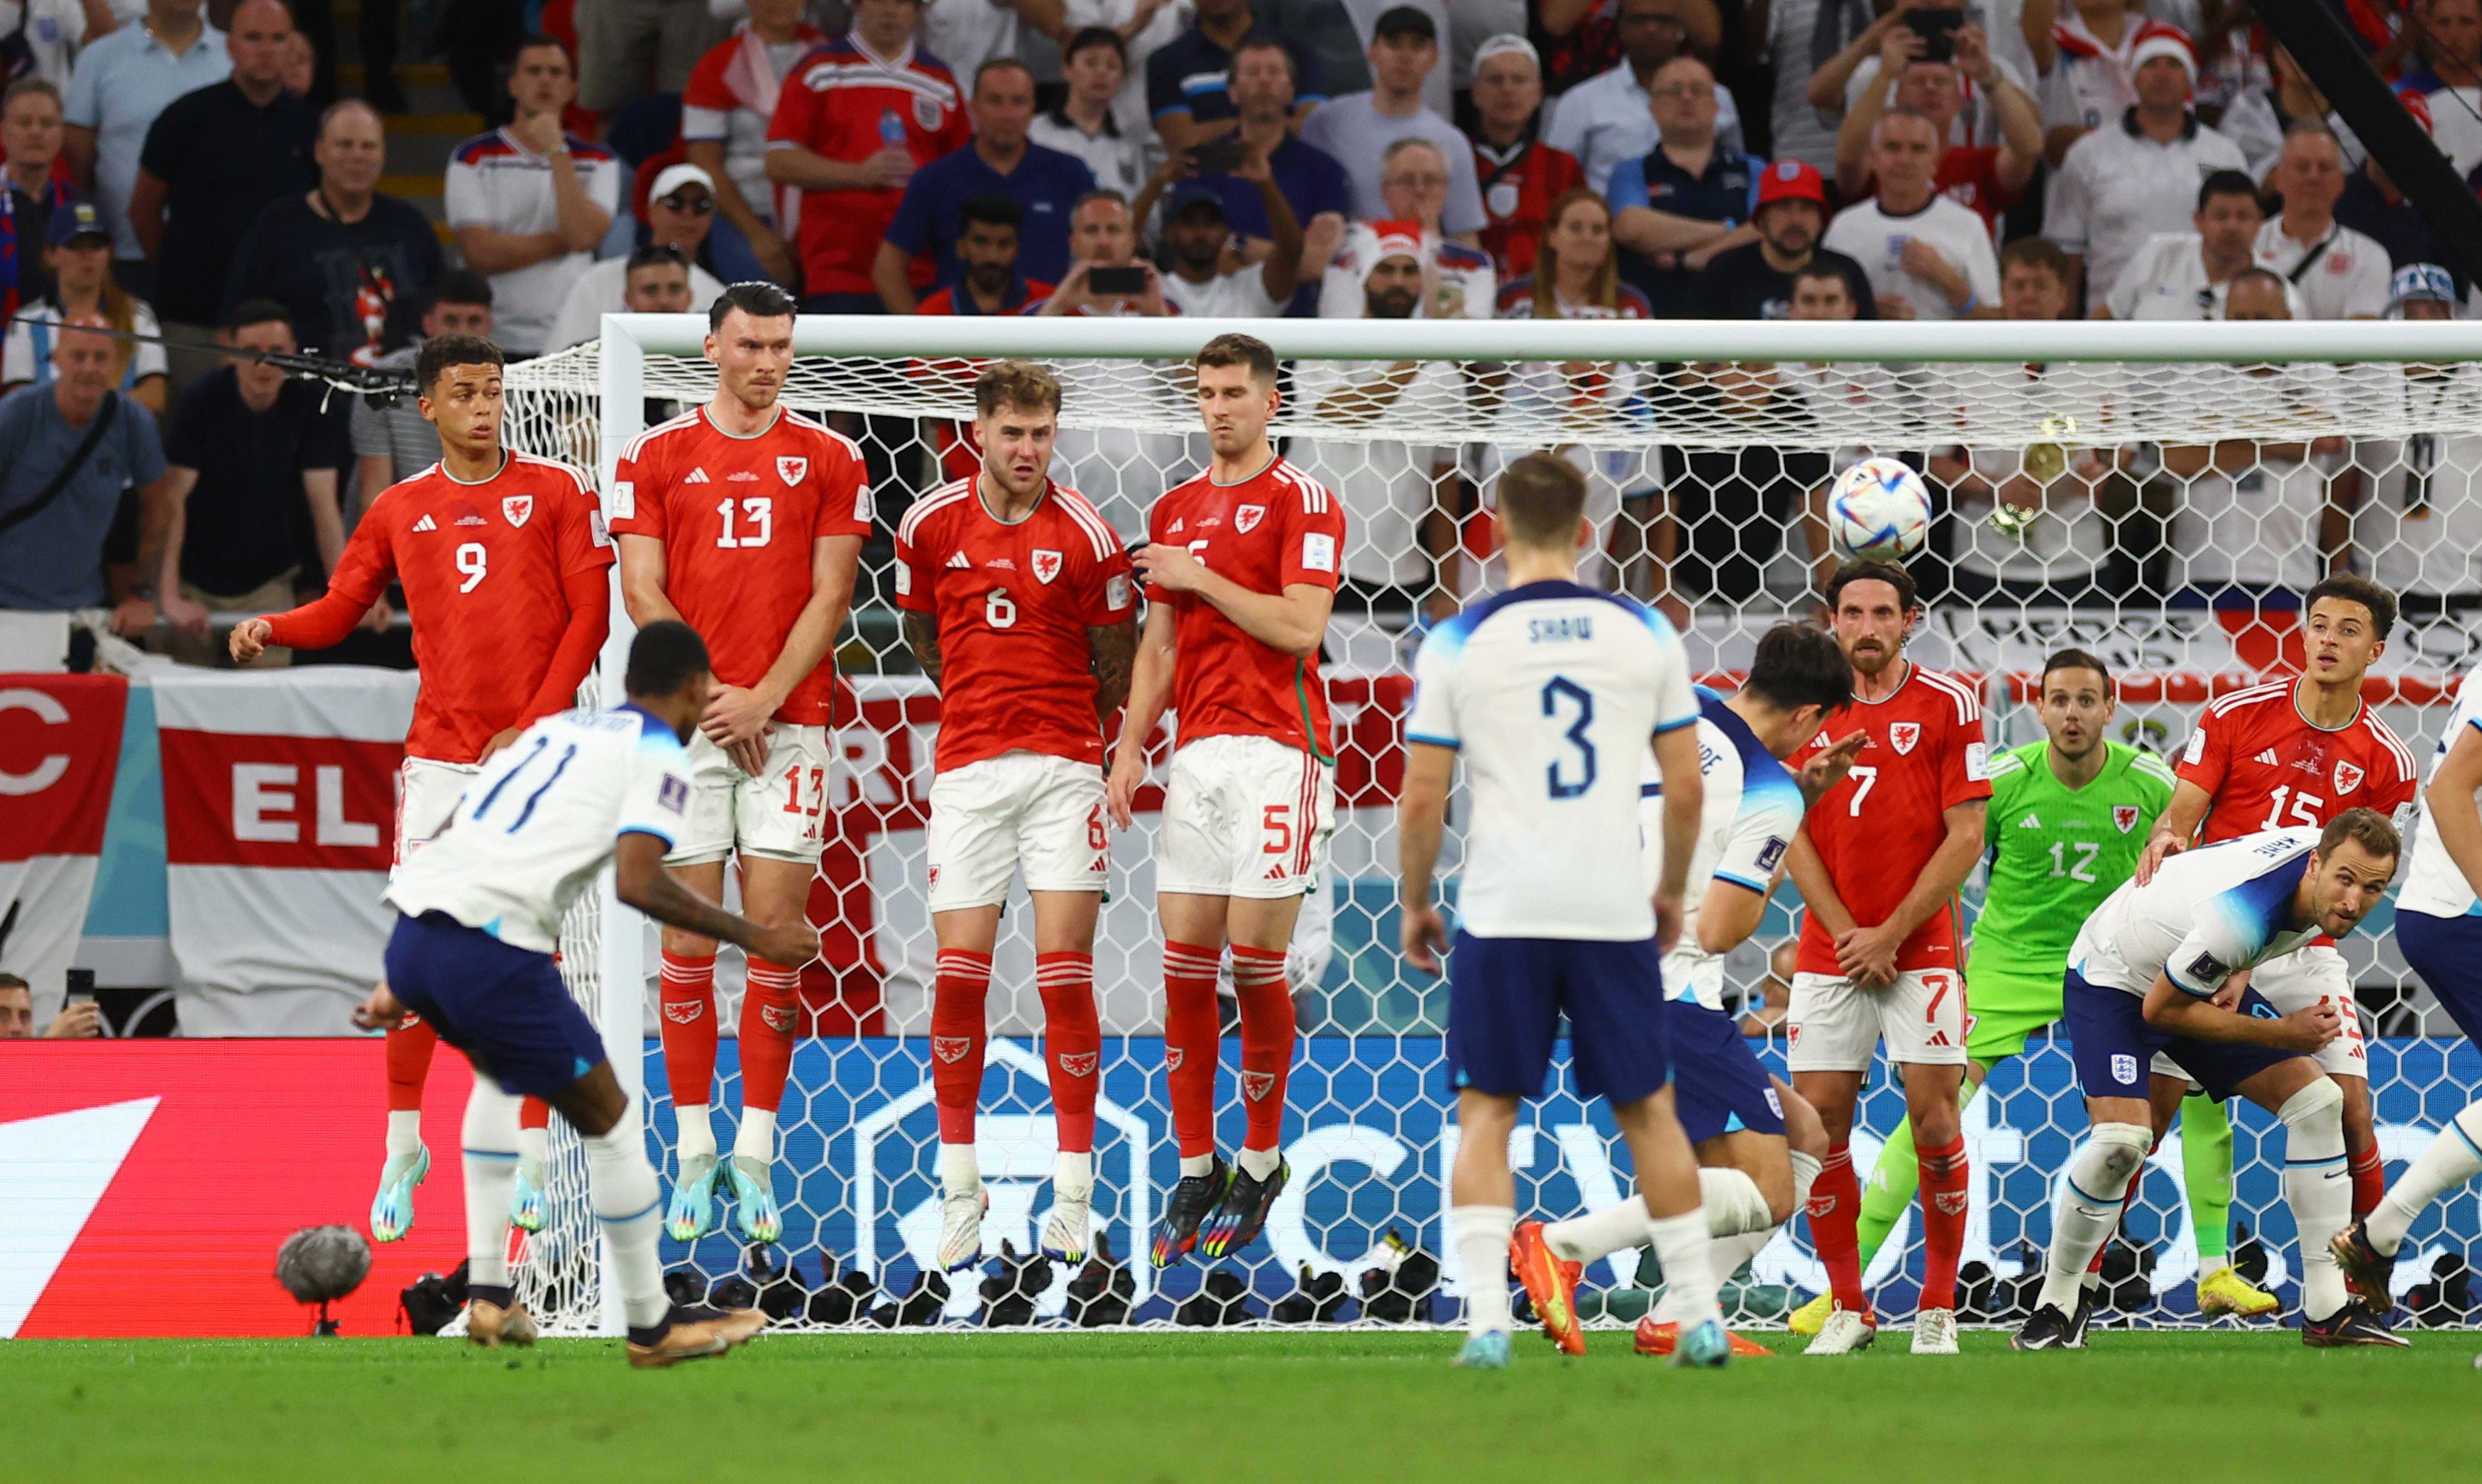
[1406,580,1700,940]
[2253,218,2391,319]
[1290,355,1463,585]
[2,298,168,387]
[1160,260,1287,317]
[385,707,696,956]
[1300,93,1490,236]
[2427,85,2482,178]
[444,129,626,354]
[1543,60,1744,196]
[1318,222,1495,319]
[2403,666,2482,919]
[1061,0,1193,145]
[918,0,1023,82]
[2046,113,2247,314]
[1026,110,1148,201]
[2070,826,2328,997]
[1640,693,1806,1010]
[2353,373,2482,598]
[543,257,728,352]
[2104,232,2305,320]
[1821,194,2000,320]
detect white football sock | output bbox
[2368,1103,2482,1256]
[1055,1150,1094,1198]
[1789,1148,1822,1220]
[1644,1208,1719,1331]
[2036,1122,2148,1315]
[733,1106,776,1165]
[461,1082,521,1290]
[675,1103,716,1163]
[1180,1153,1216,1179]
[515,1123,547,1170]
[386,1109,424,1160]
[585,1121,669,1331]
[1451,1205,1516,1336]
[939,1142,982,1197]
[1708,1226,1777,1282]
[1236,1145,1280,1182]
[1698,1167,1775,1237]
[2279,1079,2351,1322]
[1544,1195,1649,1264]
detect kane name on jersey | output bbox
[2177,678,2418,843]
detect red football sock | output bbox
[1809,1143,1869,1314]
[518,1098,549,1131]
[2350,1145,2386,1219]
[930,950,993,1145]
[2087,1163,2148,1275]
[385,1017,437,1111]
[659,952,719,1111]
[1036,951,1101,1155]
[1916,1136,1970,1311]
[1163,940,1222,1159]
[1230,945,1295,1154]
[740,959,803,1114]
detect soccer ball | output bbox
[1825,457,1933,564]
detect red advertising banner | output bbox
[0,673,126,863]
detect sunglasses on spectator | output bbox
[659,192,715,214]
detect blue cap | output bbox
[47,197,110,247]
[1165,182,1228,220]
[2390,262,2458,314]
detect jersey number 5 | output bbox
[716,496,774,548]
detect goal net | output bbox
[500,314,2482,1334]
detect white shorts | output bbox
[2150,945,2365,1082]
[1157,733,1334,900]
[394,757,479,875]
[924,750,1109,911]
[1787,969,1970,1072]
[667,722,830,867]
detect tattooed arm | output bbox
[904,609,943,688]
[1088,615,1138,725]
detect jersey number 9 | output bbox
[456,542,487,593]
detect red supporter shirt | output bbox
[894,477,1136,772]
[766,35,971,296]
[1146,456,1346,759]
[608,406,874,726]
[271,454,613,764]
[2177,679,2419,843]
[1473,136,1586,283]
[1791,661,1994,974]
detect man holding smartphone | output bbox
[1031,191,1174,317]
[0,971,100,1038]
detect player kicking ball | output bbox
[1109,334,1345,1266]
[1398,453,1725,1370]
[2014,811,2405,1351]
[232,332,613,1246]
[358,621,816,1365]
[895,361,1137,1270]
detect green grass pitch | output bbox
[13,1329,2482,1483]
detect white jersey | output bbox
[2401,666,2482,919]
[1640,689,1806,1010]
[1407,580,1698,940]
[2070,825,2325,999]
[385,706,695,955]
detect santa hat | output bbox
[1368,219,1425,265]
[2129,23,2196,82]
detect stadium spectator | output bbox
[1031,28,1148,202]
[2415,0,2482,176]
[918,0,1069,86]
[1781,0,1906,174]
[1343,0,1456,119]
[573,0,729,114]
[914,194,1053,314]
[155,300,350,668]
[764,0,972,313]
[1303,7,1487,236]
[2024,0,2187,163]
[1177,35,1350,311]
[279,26,315,97]
[1032,189,1180,538]
[0,972,99,1038]
[1462,35,1582,283]
[1689,158,1877,319]
[1146,0,1323,161]
[875,59,1094,314]
[1545,0,1741,195]
[1154,170,1306,316]
[4,78,74,311]
[2095,168,2272,321]
[1605,54,1754,317]
[2044,30,2246,311]
[2339,92,2462,293]
[61,0,229,294]
[2,199,169,412]
[352,272,494,510]
[2343,264,2482,620]
[546,165,726,351]
[1938,237,2121,607]
[1833,20,2040,238]
[1031,189,1171,316]
[1319,137,1495,317]
[2255,123,2390,320]
[0,1,107,92]
[679,0,828,288]
[226,101,441,367]
[1062,0,1192,145]
[2219,45,2359,185]
[0,316,171,637]
[1823,109,1998,320]
[126,0,312,395]
[444,37,621,355]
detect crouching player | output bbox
[1398,453,1724,1370]
[358,622,817,1365]
[2014,811,2406,1351]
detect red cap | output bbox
[1755,159,1827,209]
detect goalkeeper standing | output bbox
[1792,649,2175,1332]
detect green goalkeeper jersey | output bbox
[1967,740,2176,1012]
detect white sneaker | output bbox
[1805,1307,1879,1356]
[1911,1308,1960,1355]
[1042,1183,1093,1263]
[938,1186,988,1272]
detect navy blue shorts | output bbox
[1667,995,1786,1144]
[1446,933,1670,1105]
[2060,968,2294,1103]
[2399,910,2482,1045]
[382,912,605,1100]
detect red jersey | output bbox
[1792,662,1994,974]
[608,405,874,726]
[1473,136,1586,283]
[1146,456,1346,758]
[766,35,971,296]
[272,454,613,764]
[895,477,1136,772]
[2177,678,2419,844]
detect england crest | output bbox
[777,455,808,486]
[1889,722,1921,755]
[502,494,533,527]
[1031,549,1063,584]
[2113,805,2140,833]
[1234,503,1265,533]
[2334,760,2365,794]
[913,94,943,131]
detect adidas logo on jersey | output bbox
[2256,749,2281,766]
[686,467,710,483]
[946,551,972,568]
[412,514,436,532]
[2019,812,2041,829]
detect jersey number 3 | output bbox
[1542,678,1596,799]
